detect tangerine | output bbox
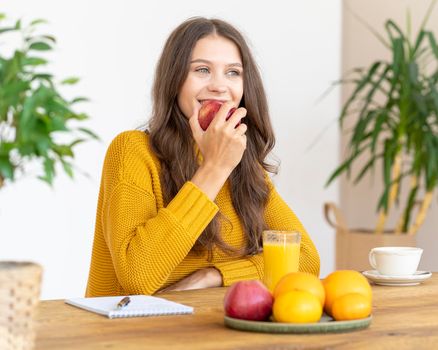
[323,270,372,316]
[331,293,372,321]
[272,290,322,323]
[273,272,325,307]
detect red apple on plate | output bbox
[223,280,273,321]
[198,100,237,131]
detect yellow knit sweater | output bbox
[86,131,320,297]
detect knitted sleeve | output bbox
[213,254,264,286]
[101,133,218,295]
[264,178,321,277]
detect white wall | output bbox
[0,0,340,299]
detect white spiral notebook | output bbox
[65,295,194,319]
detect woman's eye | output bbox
[196,67,209,74]
[227,70,241,77]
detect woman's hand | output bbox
[190,101,247,174]
[189,102,247,200]
[157,268,223,293]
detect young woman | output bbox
[86,17,320,297]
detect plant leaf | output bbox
[61,77,80,85]
[354,153,383,184]
[42,35,56,43]
[0,26,17,34]
[371,110,388,154]
[30,19,48,26]
[339,61,382,126]
[23,57,48,66]
[427,31,438,58]
[71,97,90,104]
[52,144,74,157]
[78,127,100,140]
[40,156,55,185]
[413,30,426,58]
[61,159,74,178]
[0,155,14,180]
[29,41,52,51]
[402,185,419,232]
[69,139,86,147]
[0,13,99,188]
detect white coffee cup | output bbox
[368,247,423,276]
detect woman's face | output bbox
[177,34,244,119]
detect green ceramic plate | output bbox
[224,314,372,334]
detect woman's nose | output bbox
[207,74,227,93]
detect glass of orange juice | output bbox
[263,230,301,291]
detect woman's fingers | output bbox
[208,101,235,129]
[189,101,248,172]
[227,107,246,130]
[235,122,247,136]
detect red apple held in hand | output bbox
[223,280,273,321]
[198,100,237,131]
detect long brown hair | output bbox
[148,17,277,258]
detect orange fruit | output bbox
[331,293,372,321]
[272,290,323,323]
[323,270,372,316]
[273,272,325,307]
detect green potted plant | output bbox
[324,2,438,269]
[0,14,98,349]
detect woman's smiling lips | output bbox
[198,99,228,106]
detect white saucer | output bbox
[362,270,432,286]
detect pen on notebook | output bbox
[117,296,131,309]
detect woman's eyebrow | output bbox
[190,59,242,67]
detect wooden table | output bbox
[36,274,438,349]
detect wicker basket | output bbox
[0,262,42,350]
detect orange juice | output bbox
[263,231,301,291]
